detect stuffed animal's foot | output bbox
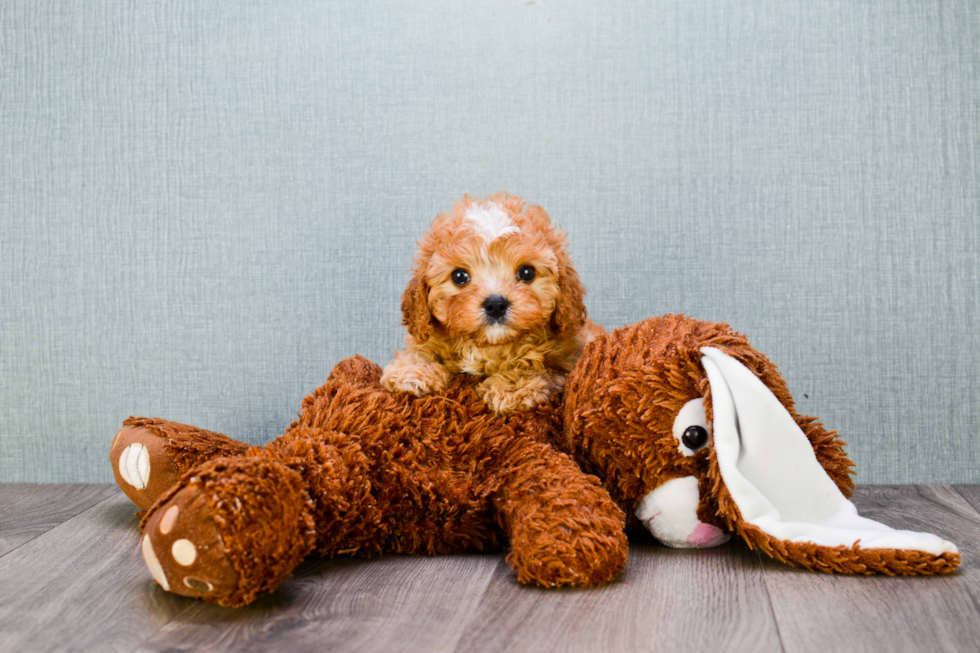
[139,456,316,607]
[111,424,181,511]
[110,418,250,511]
[141,485,241,601]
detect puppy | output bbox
[381,192,603,414]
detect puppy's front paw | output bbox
[381,360,451,397]
[477,374,564,414]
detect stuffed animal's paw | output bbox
[138,456,316,607]
[503,460,628,587]
[140,485,241,603]
[110,425,182,511]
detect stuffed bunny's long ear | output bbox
[701,346,960,574]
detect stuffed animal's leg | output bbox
[110,417,250,511]
[138,426,379,607]
[493,438,628,587]
[139,454,315,607]
[262,426,384,557]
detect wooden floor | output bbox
[1,485,978,653]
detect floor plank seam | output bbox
[0,488,124,562]
[126,602,199,653]
[447,557,506,653]
[951,486,980,524]
[949,486,980,623]
[755,551,788,653]
[25,489,198,653]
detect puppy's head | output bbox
[403,193,586,346]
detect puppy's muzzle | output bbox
[482,294,510,324]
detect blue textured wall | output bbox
[2,0,978,483]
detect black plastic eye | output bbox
[517,265,536,282]
[681,425,709,450]
[451,269,470,286]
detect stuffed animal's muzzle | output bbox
[635,476,729,548]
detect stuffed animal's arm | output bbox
[491,435,627,586]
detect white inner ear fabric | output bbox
[700,347,957,556]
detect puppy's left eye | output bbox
[517,265,536,282]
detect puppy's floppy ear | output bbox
[550,249,588,339]
[401,272,436,343]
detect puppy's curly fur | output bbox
[382,193,603,413]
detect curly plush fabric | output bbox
[118,314,957,609]
[129,355,627,606]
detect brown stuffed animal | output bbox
[111,315,959,607]
[110,356,629,607]
[560,314,960,575]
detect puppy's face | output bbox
[426,204,559,345]
[403,194,586,346]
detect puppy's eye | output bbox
[517,265,536,282]
[451,269,470,286]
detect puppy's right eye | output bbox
[451,269,470,286]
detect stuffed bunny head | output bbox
[562,315,959,574]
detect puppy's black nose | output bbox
[482,295,510,322]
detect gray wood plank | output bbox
[951,484,980,619]
[135,552,500,653]
[453,538,782,653]
[954,485,980,514]
[0,491,193,653]
[0,483,119,557]
[2,485,978,653]
[761,485,980,653]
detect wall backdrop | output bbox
[2,0,978,483]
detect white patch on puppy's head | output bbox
[464,202,521,243]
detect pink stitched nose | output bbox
[685,522,727,547]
